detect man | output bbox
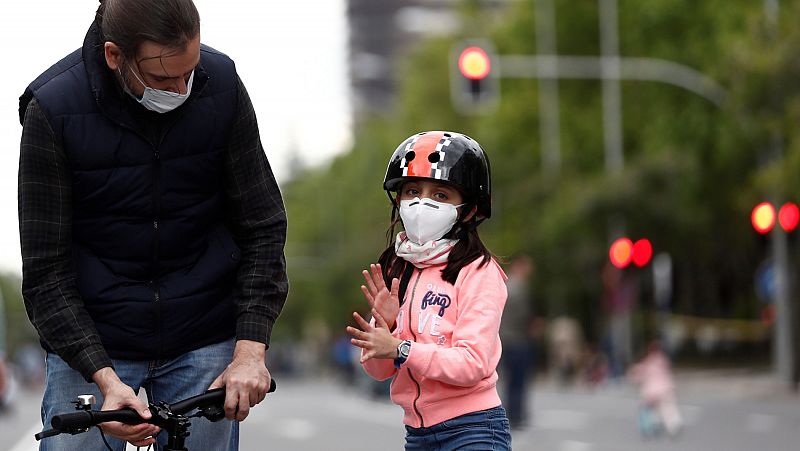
[18,0,288,449]
[499,254,536,429]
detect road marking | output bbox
[275,418,316,440]
[560,440,594,451]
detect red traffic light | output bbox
[778,202,799,232]
[632,239,653,267]
[609,238,633,269]
[458,46,491,80]
[751,202,776,234]
[610,237,653,269]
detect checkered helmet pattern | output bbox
[383,131,492,219]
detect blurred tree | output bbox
[276,0,797,362]
[0,272,38,357]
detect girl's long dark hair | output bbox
[377,198,495,287]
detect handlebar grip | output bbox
[50,411,92,431]
[170,387,226,415]
[51,408,146,431]
[168,378,277,415]
[91,409,148,425]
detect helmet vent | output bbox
[428,152,441,163]
[405,151,416,162]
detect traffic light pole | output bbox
[764,0,795,387]
[771,223,794,384]
[534,0,561,176]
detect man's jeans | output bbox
[40,339,237,451]
[404,406,512,451]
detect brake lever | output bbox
[34,429,61,441]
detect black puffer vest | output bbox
[19,23,241,361]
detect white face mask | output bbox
[125,68,194,113]
[399,197,463,245]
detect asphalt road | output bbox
[3,372,799,451]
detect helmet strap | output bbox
[387,196,401,245]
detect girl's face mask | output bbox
[399,197,463,245]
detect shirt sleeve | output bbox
[18,99,113,382]
[223,77,289,347]
[404,261,506,387]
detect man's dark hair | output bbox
[96,0,200,59]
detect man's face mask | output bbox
[124,66,194,113]
[399,197,463,245]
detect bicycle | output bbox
[35,378,277,451]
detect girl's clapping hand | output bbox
[347,309,402,363]
[360,263,400,330]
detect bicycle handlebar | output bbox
[35,378,277,441]
[51,408,147,431]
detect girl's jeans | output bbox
[405,405,512,451]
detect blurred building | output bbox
[346,0,507,119]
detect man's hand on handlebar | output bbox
[208,339,271,421]
[92,367,160,447]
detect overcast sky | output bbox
[0,0,352,273]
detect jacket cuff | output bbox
[405,342,435,373]
[236,312,273,348]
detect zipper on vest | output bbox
[406,269,425,427]
[151,148,162,272]
[151,147,163,360]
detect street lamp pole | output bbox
[534,0,561,176]
[599,0,624,176]
[762,0,794,386]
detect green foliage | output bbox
[277,0,800,341]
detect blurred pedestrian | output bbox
[583,343,609,388]
[18,0,287,449]
[602,262,637,379]
[499,253,536,429]
[549,315,584,387]
[628,340,683,438]
[347,131,511,450]
[332,331,357,386]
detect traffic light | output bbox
[751,202,776,234]
[632,239,653,268]
[450,40,499,114]
[609,237,653,269]
[609,238,633,269]
[751,201,798,234]
[778,202,799,232]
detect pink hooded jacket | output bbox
[362,257,508,428]
[628,350,676,404]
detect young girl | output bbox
[628,340,683,438]
[347,131,512,450]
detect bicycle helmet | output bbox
[383,131,492,219]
